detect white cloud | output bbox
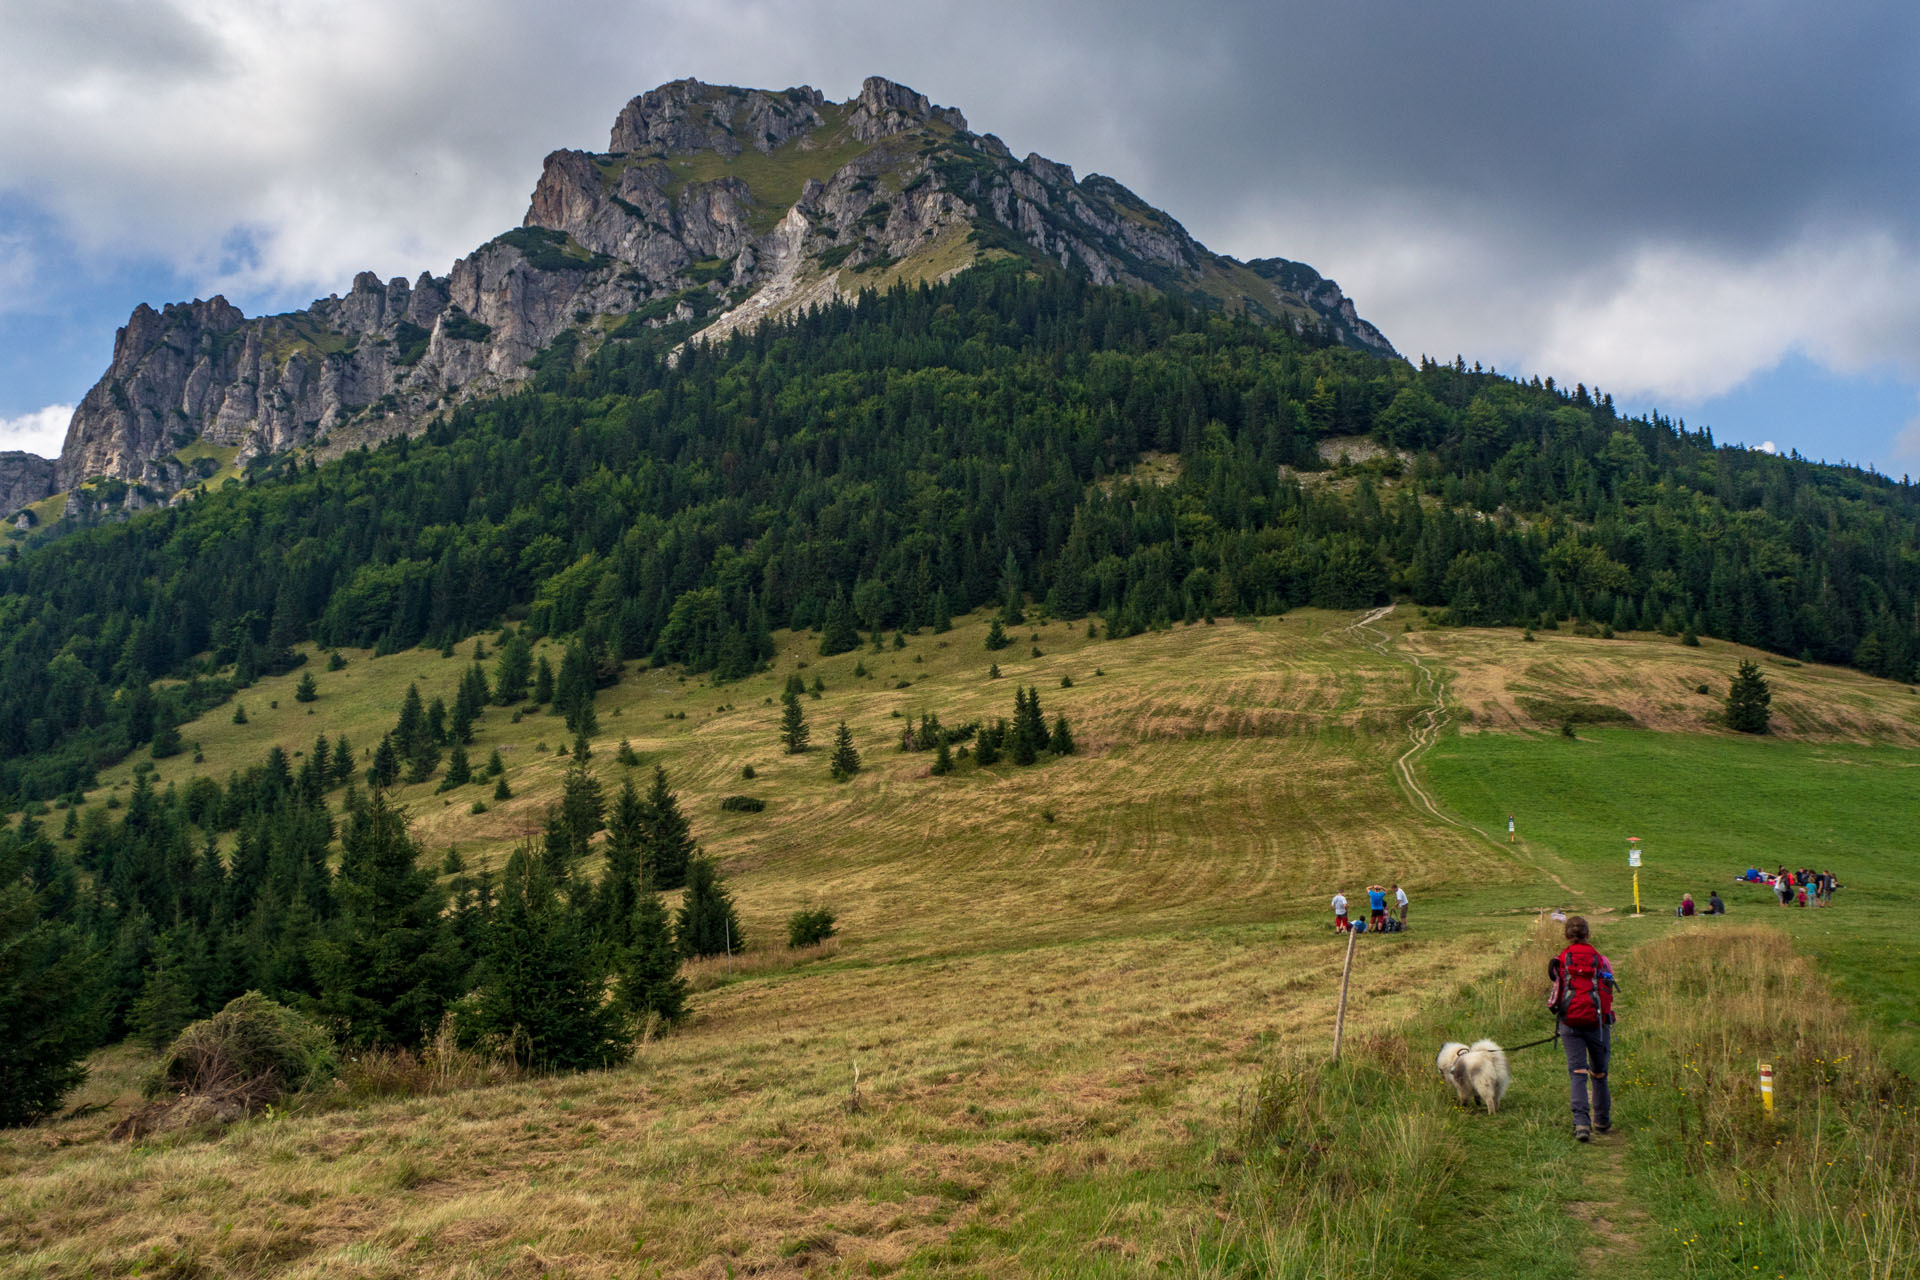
[1758,441,1778,454]
[1894,396,1920,462]
[0,404,73,457]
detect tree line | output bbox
[3,259,1918,810]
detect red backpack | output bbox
[1549,943,1614,1028]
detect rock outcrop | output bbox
[1,452,56,515]
[42,75,1396,510]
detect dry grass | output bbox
[1,924,1507,1278]
[1416,623,1920,744]
[1620,925,1920,1278]
[16,611,1920,1274]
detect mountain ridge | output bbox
[15,75,1393,516]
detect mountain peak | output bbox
[27,73,1394,517]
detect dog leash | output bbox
[1502,1033,1562,1053]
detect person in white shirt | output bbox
[1331,892,1349,932]
[1394,884,1409,927]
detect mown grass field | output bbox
[6,612,1919,1277]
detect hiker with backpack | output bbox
[1548,915,1617,1143]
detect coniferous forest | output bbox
[6,256,1920,1118]
[7,262,1918,809]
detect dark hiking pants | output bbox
[1559,1021,1611,1128]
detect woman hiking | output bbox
[1548,915,1617,1142]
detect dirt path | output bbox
[1344,608,1650,1272]
[1342,606,1592,907]
[1566,1138,1654,1275]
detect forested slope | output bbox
[4,260,1918,804]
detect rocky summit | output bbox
[20,76,1395,515]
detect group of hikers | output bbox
[1330,883,1409,933]
[1681,865,1840,915]
[1757,865,1839,907]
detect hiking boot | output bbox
[1594,1120,1611,1135]
[1574,1125,1592,1143]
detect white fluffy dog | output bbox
[1436,1040,1511,1114]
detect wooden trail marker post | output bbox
[1332,926,1359,1062]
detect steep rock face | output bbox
[51,74,1395,508]
[0,452,55,515]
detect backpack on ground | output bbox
[1548,942,1614,1028]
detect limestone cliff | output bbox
[45,75,1395,509]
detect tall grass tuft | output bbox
[1621,925,1919,1278]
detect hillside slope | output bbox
[8,611,1919,1277]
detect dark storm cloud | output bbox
[2,0,1917,436]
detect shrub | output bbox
[145,992,335,1113]
[787,906,837,949]
[719,794,766,812]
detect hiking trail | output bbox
[1342,605,1589,906]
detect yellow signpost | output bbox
[1628,837,1643,915]
[1759,1060,1774,1115]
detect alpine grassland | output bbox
[6,606,1919,1277]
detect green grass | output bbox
[11,613,1920,1275]
[662,104,875,236]
[1425,727,1920,1074]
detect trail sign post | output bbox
[1628,838,1643,915]
[1758,1060,1774,1115]
[1508,813,1516,844]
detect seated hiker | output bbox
[1706,890,1725,915]
[1679,893,1696,917]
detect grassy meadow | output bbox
[6,611,1920,1277]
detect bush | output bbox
[787,906,837,948]
[719,794,766,812]
[142,993,335,1120]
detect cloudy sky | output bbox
[3,0,1918,472]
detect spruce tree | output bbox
[819,586,862,656]
[1010,722,1038,766]
[309,790,459,1049]
[451,680,476,744]
[931,736,954,775]
[1725,660,1772,733]
[829,721,861,781]
[493,632,532,705]
[464,844,623,1071]
[425,697,448,747]
[150,708,183,759]
[395,683,426,755]
[617,891,688,1027]
[985,618,1010,651]
[642,765,696,891]
[599,779,646,947]
[493,774,513,801]
[780,691,810,753]
[439,743,472,789]
[1050,714,1076,756]
[676,856,743,959]
[332,734,356,786]
[533,655,555,706]
[556,752,606,875]
[0,818,99,1126]
[368,733,400,789]
[931,588,952,633]
[974,729,1000,766]
[294,672,318,703]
